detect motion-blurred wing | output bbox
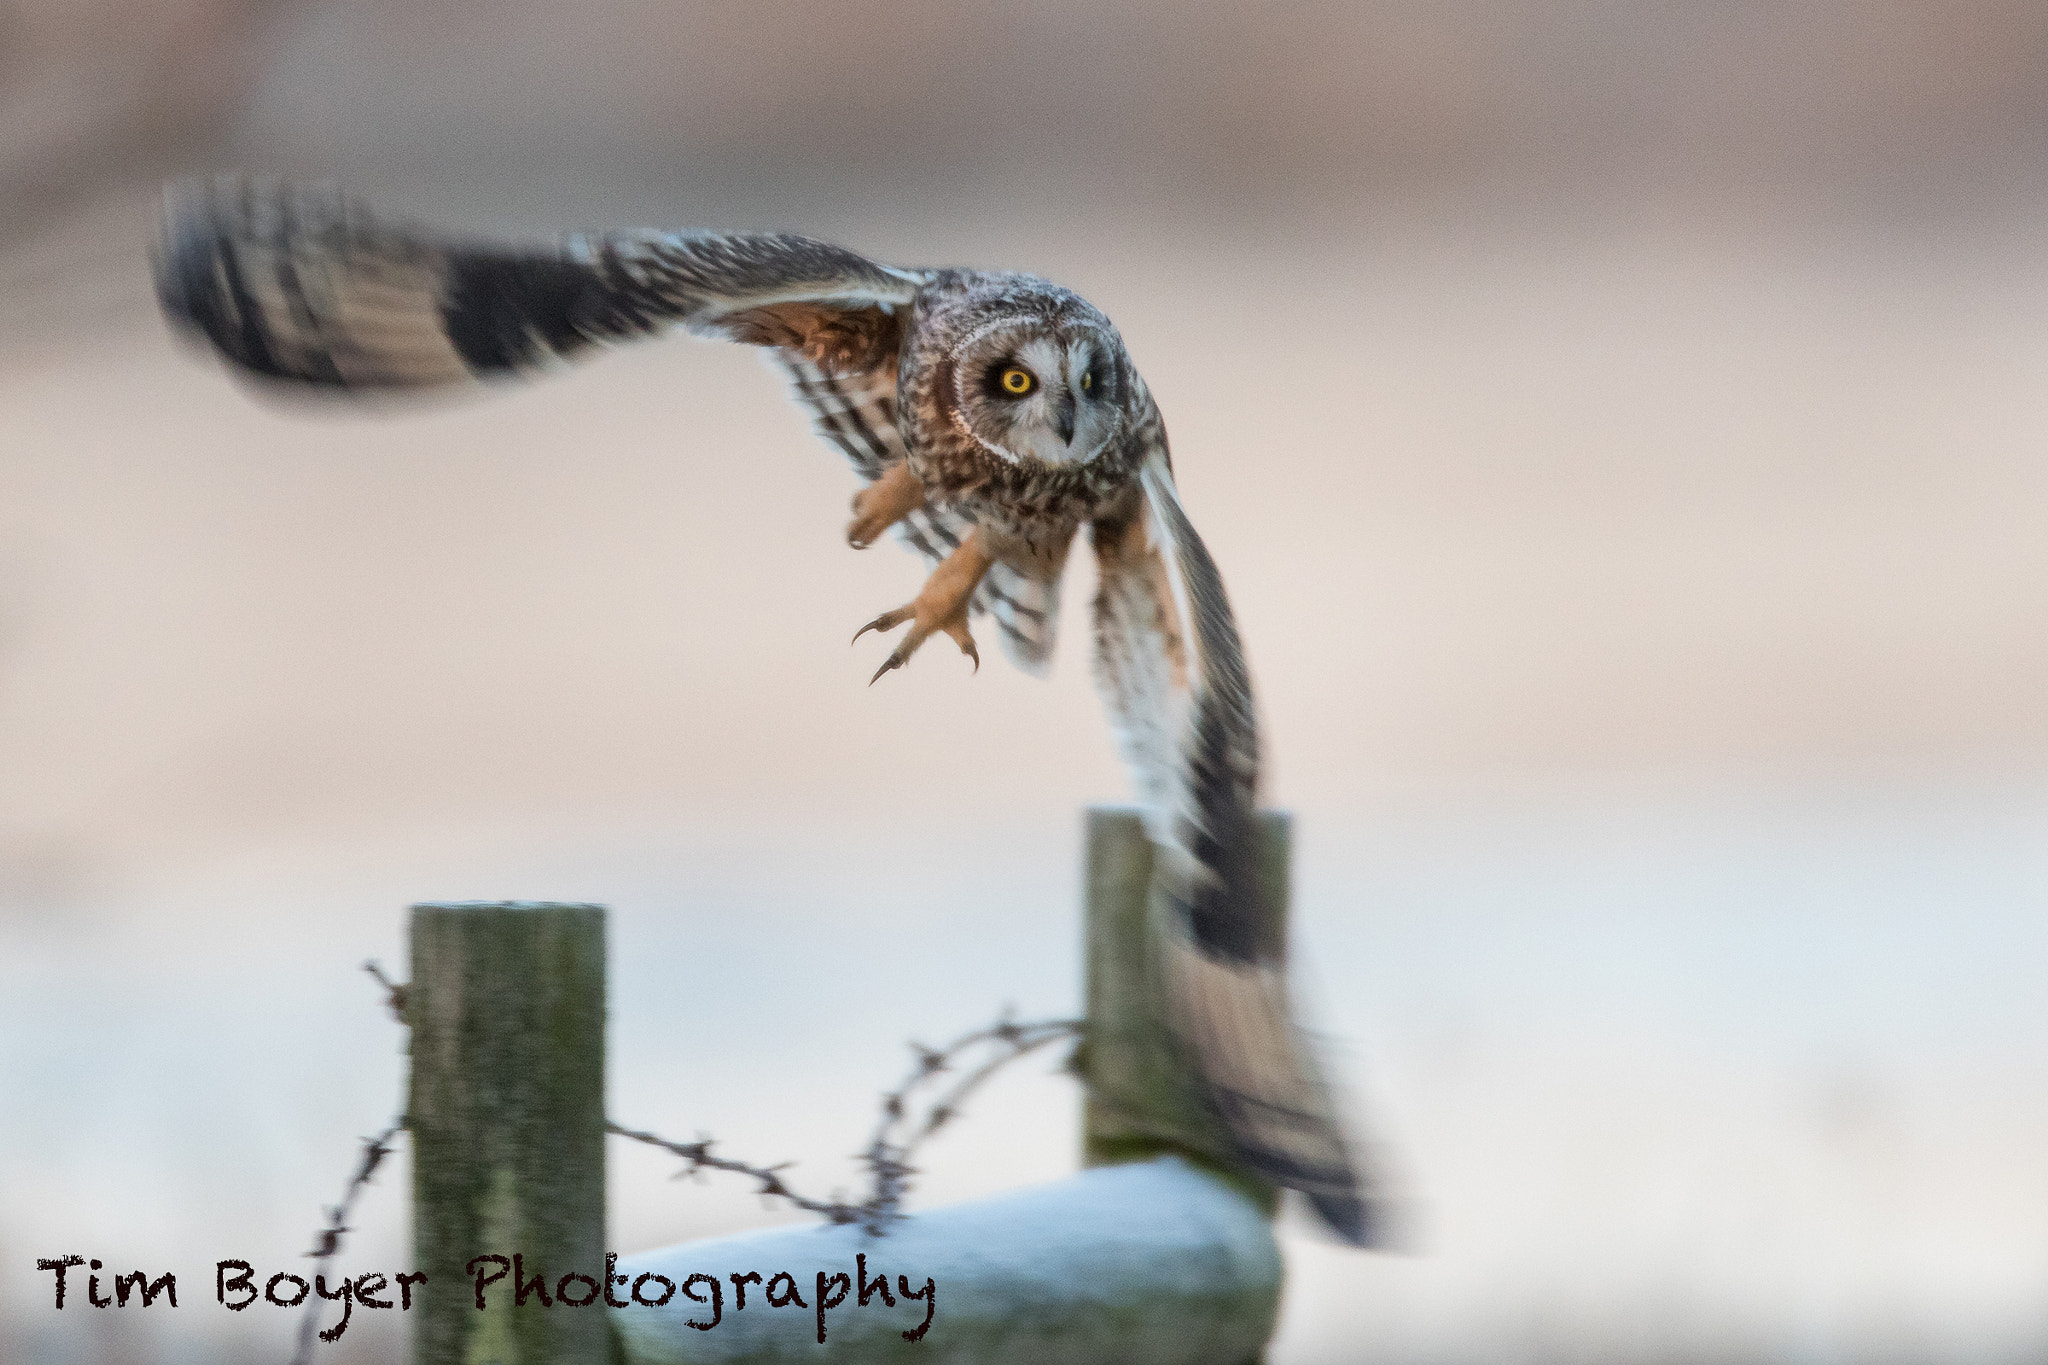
[153,176,922,392]
[1092,442,1379,1246]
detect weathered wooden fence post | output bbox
[409,901,608,1365]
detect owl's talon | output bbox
[847,463,926,550]
[854,528,995,683]
[856,603,979,682]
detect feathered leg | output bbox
[846,461,926,548]
[854,530,995,683]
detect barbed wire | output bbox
[606,1122,865,1223]
[288,962,411,1364]
[854,1011,1083,1234]
[289,963,1080,1355]
[612,1011,1082,1235]
[290,1117,403,1365]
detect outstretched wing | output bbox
[153,176,922,392]
[1092,434,1380,1246]
[155,176,1067,672]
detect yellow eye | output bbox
[1000,367,1035,396]
[1081,371,1093,391]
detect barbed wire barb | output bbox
[853,1014,1082,1233]
[290,1118,404,1364]
[610,1012,1083,1237]
[362,959,406,1023]
[288,964,410,1365]
[607,1120,867,1224]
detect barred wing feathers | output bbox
[1092,447,1379,1246]
[154,177,921,392]
[154,176,1065,672]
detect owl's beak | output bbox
[1054,391,1077,447]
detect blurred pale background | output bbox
[4,2,2048,1362]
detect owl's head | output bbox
[942,282,1126,468]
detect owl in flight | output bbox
[154,177,1379,1246]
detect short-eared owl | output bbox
[153,177,1379,1245]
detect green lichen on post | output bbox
[1080,808,1284,1217]
[409,902,607,1365]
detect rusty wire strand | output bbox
[606,1121,870,1224]
[290,1119,403,1365]
[288,1122,408,1365]
[614,1011,1083,1236]
[287,962,412,1364]
[854,1013,1082,1233]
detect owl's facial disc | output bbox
[951,323,1120,467]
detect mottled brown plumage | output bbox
[152,176,1383,1245]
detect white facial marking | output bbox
[948,318,1032,465]
[1000,337,1070,466]
[948,317,1123,468]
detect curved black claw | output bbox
[853,604,977,684]
[853,608,910,646]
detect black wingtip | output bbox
[151,179,226,348]
[1308,1190,1411,1252]
[1309,1192,1376,1248]
[150,176,307,384]
[149,175,470,395]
